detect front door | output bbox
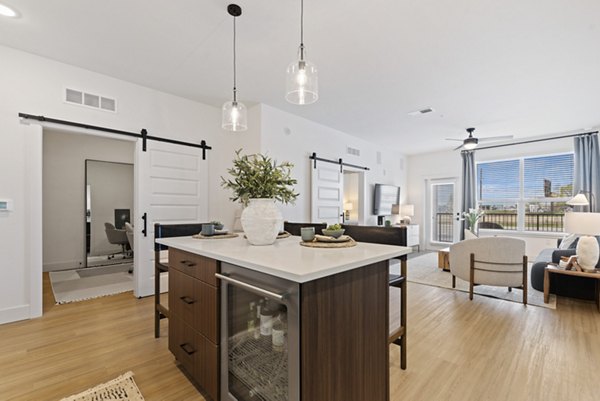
[133,140,208,297]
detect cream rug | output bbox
[403,252,557,309]
[60,371,144,401]
[49,264,133,304]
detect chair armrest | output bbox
[551,249,576,263]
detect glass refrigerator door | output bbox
[227,289,289,401]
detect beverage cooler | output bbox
[217,263,300,401]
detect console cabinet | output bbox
[168,248,220,401]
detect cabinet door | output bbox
[169,248,218,286]
[169,266,219,343]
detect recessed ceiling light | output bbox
[0,3,19,18]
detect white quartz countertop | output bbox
[156,235,411,283]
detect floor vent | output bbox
[65,88,117,112]
[346,146,360,157]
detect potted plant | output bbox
[221,149,299,245]
[462,208,485,235]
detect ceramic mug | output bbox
[301,227,315,242]
[201,223,215,236]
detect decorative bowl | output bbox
[322,228,345,238]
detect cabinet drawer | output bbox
[169,248,218,286]
[169,317,219,401]
[169,267,219,343]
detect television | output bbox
[373,184,400,216]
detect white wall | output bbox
[43,131,134,271]
[407,136,576,257]
[259,104,407,225]
[0,44,230,324]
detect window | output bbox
[477,153,573,232]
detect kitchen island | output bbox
[156,235,411,401]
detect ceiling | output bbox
[1,0,599,154]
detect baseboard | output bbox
[43,260,84,272]
[0,304,31,325]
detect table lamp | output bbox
[564,212,600,272]
[400,204,414,225]
[344,202,353,221]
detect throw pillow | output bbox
[559,233,578,250]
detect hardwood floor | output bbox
[1,274,599,400]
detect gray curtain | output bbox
[460,150,476,240]
[573,133,600,212]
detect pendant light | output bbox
[222,4,247,131]
[285,0,318,105]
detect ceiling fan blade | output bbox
[478,135,514,142]
[453,144,464,150]
[445,138,464,141]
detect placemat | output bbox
[193,233,239,239]
[300,238,357,248]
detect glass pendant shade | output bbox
[286,50,318,105]
[222,100,247,132]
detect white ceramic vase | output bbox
[241,198,283,246]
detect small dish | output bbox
[321,228,345,238]
[214,229,229,235]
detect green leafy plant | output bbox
[209,220,222,226]
[221,149,299,206]
[462,208,485,233]
[327,223,342,230]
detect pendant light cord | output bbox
[233,15,237,102]
[299,0,305,60]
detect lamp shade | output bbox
[391,204,400,215]
[344,202,353,211]
[222,101,247,131]
[401,204,415,217]
[564,212,600,235]
[566,193,590,206]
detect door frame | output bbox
[25,121,138,318]
[424,176,460,249]
[342,166,367,225]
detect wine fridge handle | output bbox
[215,273,287,302]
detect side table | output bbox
[544,265,600,312]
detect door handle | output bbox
[215,273,287,301]
[180,296,196,305]
[180,343,196,355]
[141,212,147,237]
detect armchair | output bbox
[104,222,129,259]
[449,237,528,304]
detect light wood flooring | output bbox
[1,273,599,400]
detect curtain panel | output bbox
[573,133,600,212]
[460,150,476,240]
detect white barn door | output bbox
[133,140,208,297]
[311,163,343,225]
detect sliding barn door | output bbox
[311,163,343,225]
[133,140,208,297]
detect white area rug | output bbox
[49,264,133,304]
[404,252,556,309]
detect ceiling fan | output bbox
[446,128,513,150]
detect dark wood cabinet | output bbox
[169,248,220,401]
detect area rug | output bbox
[49,263,133,304]
[405,252,557,309]
[60,371,144,401]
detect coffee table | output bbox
[544,264,600,312]
[438,247,450,271]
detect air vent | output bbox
[65,88,117,112]
[408,107,435,116]
[346,146,360,157]
[376,151,382,165]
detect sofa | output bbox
[530,237,600,300]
